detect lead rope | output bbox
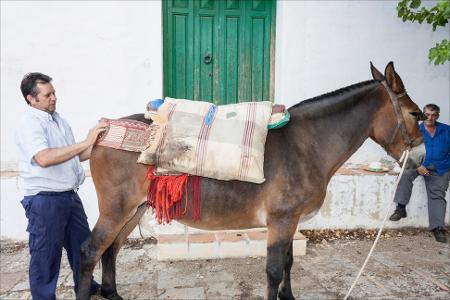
[343,150,410,300]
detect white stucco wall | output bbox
[275,0,449,164]
[1,1,449,239]
[1,1,163,170]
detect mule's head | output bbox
[369,62,425,169]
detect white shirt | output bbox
[15,106,85,196]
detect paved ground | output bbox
[1,228,449,300]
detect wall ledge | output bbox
[1,167,399,179]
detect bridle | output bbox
[381,80,415,151]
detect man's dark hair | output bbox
[423,103,440,113]
[20,72,52,104]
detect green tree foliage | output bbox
[397,0,450,65]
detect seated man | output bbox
[389,103,450,243]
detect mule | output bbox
[77,62,425,300]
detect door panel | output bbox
[246,0,272,102]
[173,14,188,98]
[199,16,214,101]
[251,17,265,101]
[164,0,195,100]
[224,16,239,104]
[164,0,275,104]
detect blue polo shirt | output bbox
[419,121,450,176]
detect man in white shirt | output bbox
[15,72,107,300]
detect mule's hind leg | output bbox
[101,203,147,300]
[278,241,295,300]
[265,217,299,300]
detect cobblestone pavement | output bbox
[1,228,449,300]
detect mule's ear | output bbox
[385,61,405,93]
[370,62,384,81]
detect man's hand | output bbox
[416,165,430,176]
[85,121,108,146]
[78,120,108,161]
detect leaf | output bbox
[410,0,421,9]
[397,0,449,65]
[428,39,450,65]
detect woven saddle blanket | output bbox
[137,97,273,183]
[96,118,154,152]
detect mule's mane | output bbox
[290,79,380,117]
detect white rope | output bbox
[343,150,410,300]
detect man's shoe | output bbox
[389,208,407,221]
[432,227,448,243]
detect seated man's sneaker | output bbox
[432,227,448,243]
[389,207,407,221]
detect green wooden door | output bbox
[163,0,276,104]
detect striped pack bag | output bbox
[138,97,272,183]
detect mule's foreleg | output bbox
[101,203,147,300]
[278,241,294,300]
[265,218,298,300]
[77,218,128,300]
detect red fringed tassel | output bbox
[147,166,201,224]
[146,166,187,224]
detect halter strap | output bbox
[381,81,413,149]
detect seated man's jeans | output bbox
[394,169,450,230]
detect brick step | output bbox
[156,230,307,261]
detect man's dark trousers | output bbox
[21,190,98,300]
[394,169,450,229]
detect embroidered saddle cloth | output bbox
[137,97,273,183]
[96,118,153,152]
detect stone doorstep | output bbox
[156,230,307,261]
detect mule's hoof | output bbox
[100,289,123,300]
[278,290,295,300]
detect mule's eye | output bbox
[410,111,425,121]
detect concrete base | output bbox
[156,230,307,261]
